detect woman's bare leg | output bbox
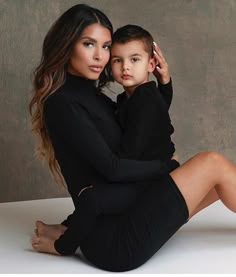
[191,188,219,217]
[170,151,236,218]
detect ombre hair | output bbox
[29,4,113,186]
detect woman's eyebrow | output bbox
[80,37,96,42]
[80,37,111,44]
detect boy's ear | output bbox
[148,58,156,73]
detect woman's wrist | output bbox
[158,77,172,86]
[158,74,171,85]
[160,77,170,84]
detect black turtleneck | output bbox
[43,73,175,255]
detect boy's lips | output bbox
[122,74,132,80]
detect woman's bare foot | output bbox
[34,220,67,240]
[31,236,60,255]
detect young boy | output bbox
[111,24,179,170]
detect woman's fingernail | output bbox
[153,41,157,46]
[153,50,157,55]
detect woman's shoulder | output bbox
[43,89,89,126]
[45,87,70,109]
[45,77,89,107]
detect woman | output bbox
[29,4,236,272]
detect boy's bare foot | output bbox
[31,236,60,256]
[34,220,67,240]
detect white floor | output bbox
[0,197,236,274]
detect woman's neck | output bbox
[67,68,84,78]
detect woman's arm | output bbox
[44,94,169,183]
[55,181,142,255]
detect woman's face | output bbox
[68,23,112,80]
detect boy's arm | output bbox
[152,43,173,109]
[157,79,180,165]
[158,78,173,110]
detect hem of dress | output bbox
[167,174,189,222]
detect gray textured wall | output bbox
[0,0,235,202]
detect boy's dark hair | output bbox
[112,24,154,57]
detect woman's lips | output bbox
[89,65,103,73]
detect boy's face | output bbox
[111,40,155,94]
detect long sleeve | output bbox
[54,188,98,255]
[61,183,138,227]
[55,182,138,255]
[158,78,173,109]
[44,94,170,184]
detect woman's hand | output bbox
[172,154,179,162]
[152,42,170,85]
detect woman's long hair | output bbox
[29,4,113,186]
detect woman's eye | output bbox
[83,42,93,47]
[103,44,111,50]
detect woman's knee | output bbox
[198,151,225,165]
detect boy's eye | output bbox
[83,42,94,47]
[112,58,121,63]
[103,44,111,50]
[131,57,140,62]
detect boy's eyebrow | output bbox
[130,53,142,57]
[80,36,112,44]
[111,53,142,58]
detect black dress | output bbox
[44,73,189,272]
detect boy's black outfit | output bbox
[116,80,179,171]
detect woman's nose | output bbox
[93,48,102,61]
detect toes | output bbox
[36,220,44,228]
[31,237,40,245]
[35,220,41,226]
[32,243,38,250]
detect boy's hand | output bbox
[153,42,170,85]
